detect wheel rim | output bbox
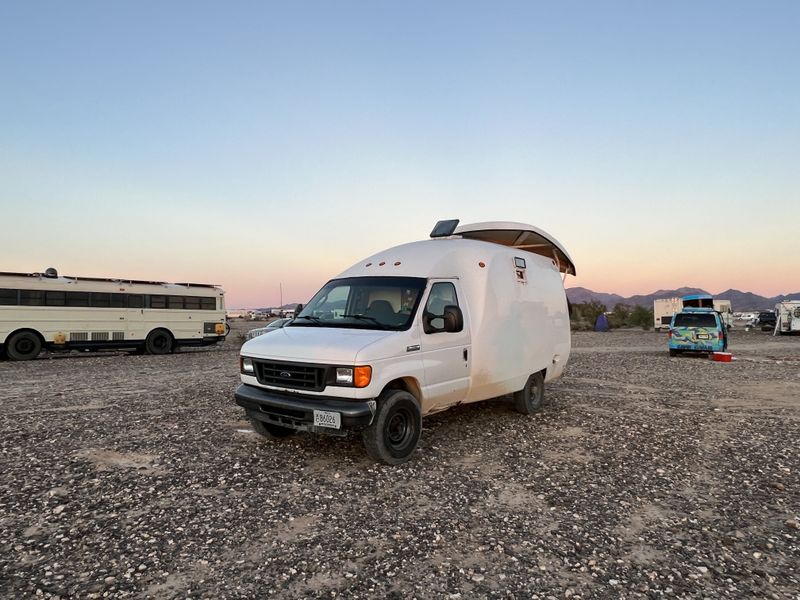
[154,335,168,350]
[16,338,34,354]
[384,406,415,453]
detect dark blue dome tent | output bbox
[594,313,610,332]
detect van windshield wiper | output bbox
[292,315,322,326]
[342,314,383,326]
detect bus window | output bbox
[66,292,90,307]
[150,295,166,309]
[184,296,200,310]
[91,293,111,308]
[128,294,144,308]
[20,290,44,306]
[110,293,126,308]
[0,288,19,305]
[168,296,184,309]
[201,297,216,310]
[46,291,66,306]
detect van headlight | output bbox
[240,357,255,375]
[335,366,372,388]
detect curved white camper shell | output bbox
[242,222,573,414]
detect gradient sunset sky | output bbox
[2,2,798,307]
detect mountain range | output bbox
[566,287,800,311]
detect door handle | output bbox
[463,348,468,361]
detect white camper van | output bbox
[235,220,576,463]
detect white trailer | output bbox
[774,301,800,335]
[654,298,683,331]
[235,219,575,463]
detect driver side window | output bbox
[424,282,459,332]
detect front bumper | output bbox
[234,384,375,435]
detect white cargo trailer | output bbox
[654,298,683,331]
[235,219,576,463]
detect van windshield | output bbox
[673,313,718,328]
[291,277,427,331]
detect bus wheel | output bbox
[363,390,422,465]
[250,417,296,439]
[6,331,43,361]
[145,329,174,355]
[513,371,545,415]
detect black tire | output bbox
[6,331,42,361]
[145,329,174,355]
[362,390,422,465]
[669,349,679,357]
[513,372,545,415]
[250,417,296,439]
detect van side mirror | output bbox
[442,305,463,332]
[425,305,463,333]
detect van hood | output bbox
[240,325,398,363]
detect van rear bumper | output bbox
[234,384,375,434]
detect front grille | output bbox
[661,316,672,325]
[254,360,326,391]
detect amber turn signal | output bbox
[354,366,372,388]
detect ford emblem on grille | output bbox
[280,371,291,378]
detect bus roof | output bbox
[0,271,221,289]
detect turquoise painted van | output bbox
[668,308,727,356]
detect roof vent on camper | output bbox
[430,219,460,238]
[44,267,58,278]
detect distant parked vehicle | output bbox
[668,308,728,356]
[774,301,800,335]
[0,268,227,361]
[245,318,292,340]
[756,311,777,331]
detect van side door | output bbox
[418,280,471,411]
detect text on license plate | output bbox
[313,410,341,429]
[696,333,710,339]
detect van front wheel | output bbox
[513,372,545,415]
[250,417,296,440]
[362,390,421,465]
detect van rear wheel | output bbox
[513,372,545,415]
[362,390,421,465]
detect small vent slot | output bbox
[91,332,109,341]
[70,332,88,342]
[112,331,125,341]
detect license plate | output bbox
[313,410,341,429]
[696,333,710,339]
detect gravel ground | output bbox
[1,324,798,599]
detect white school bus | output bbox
[0,268,228,361]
